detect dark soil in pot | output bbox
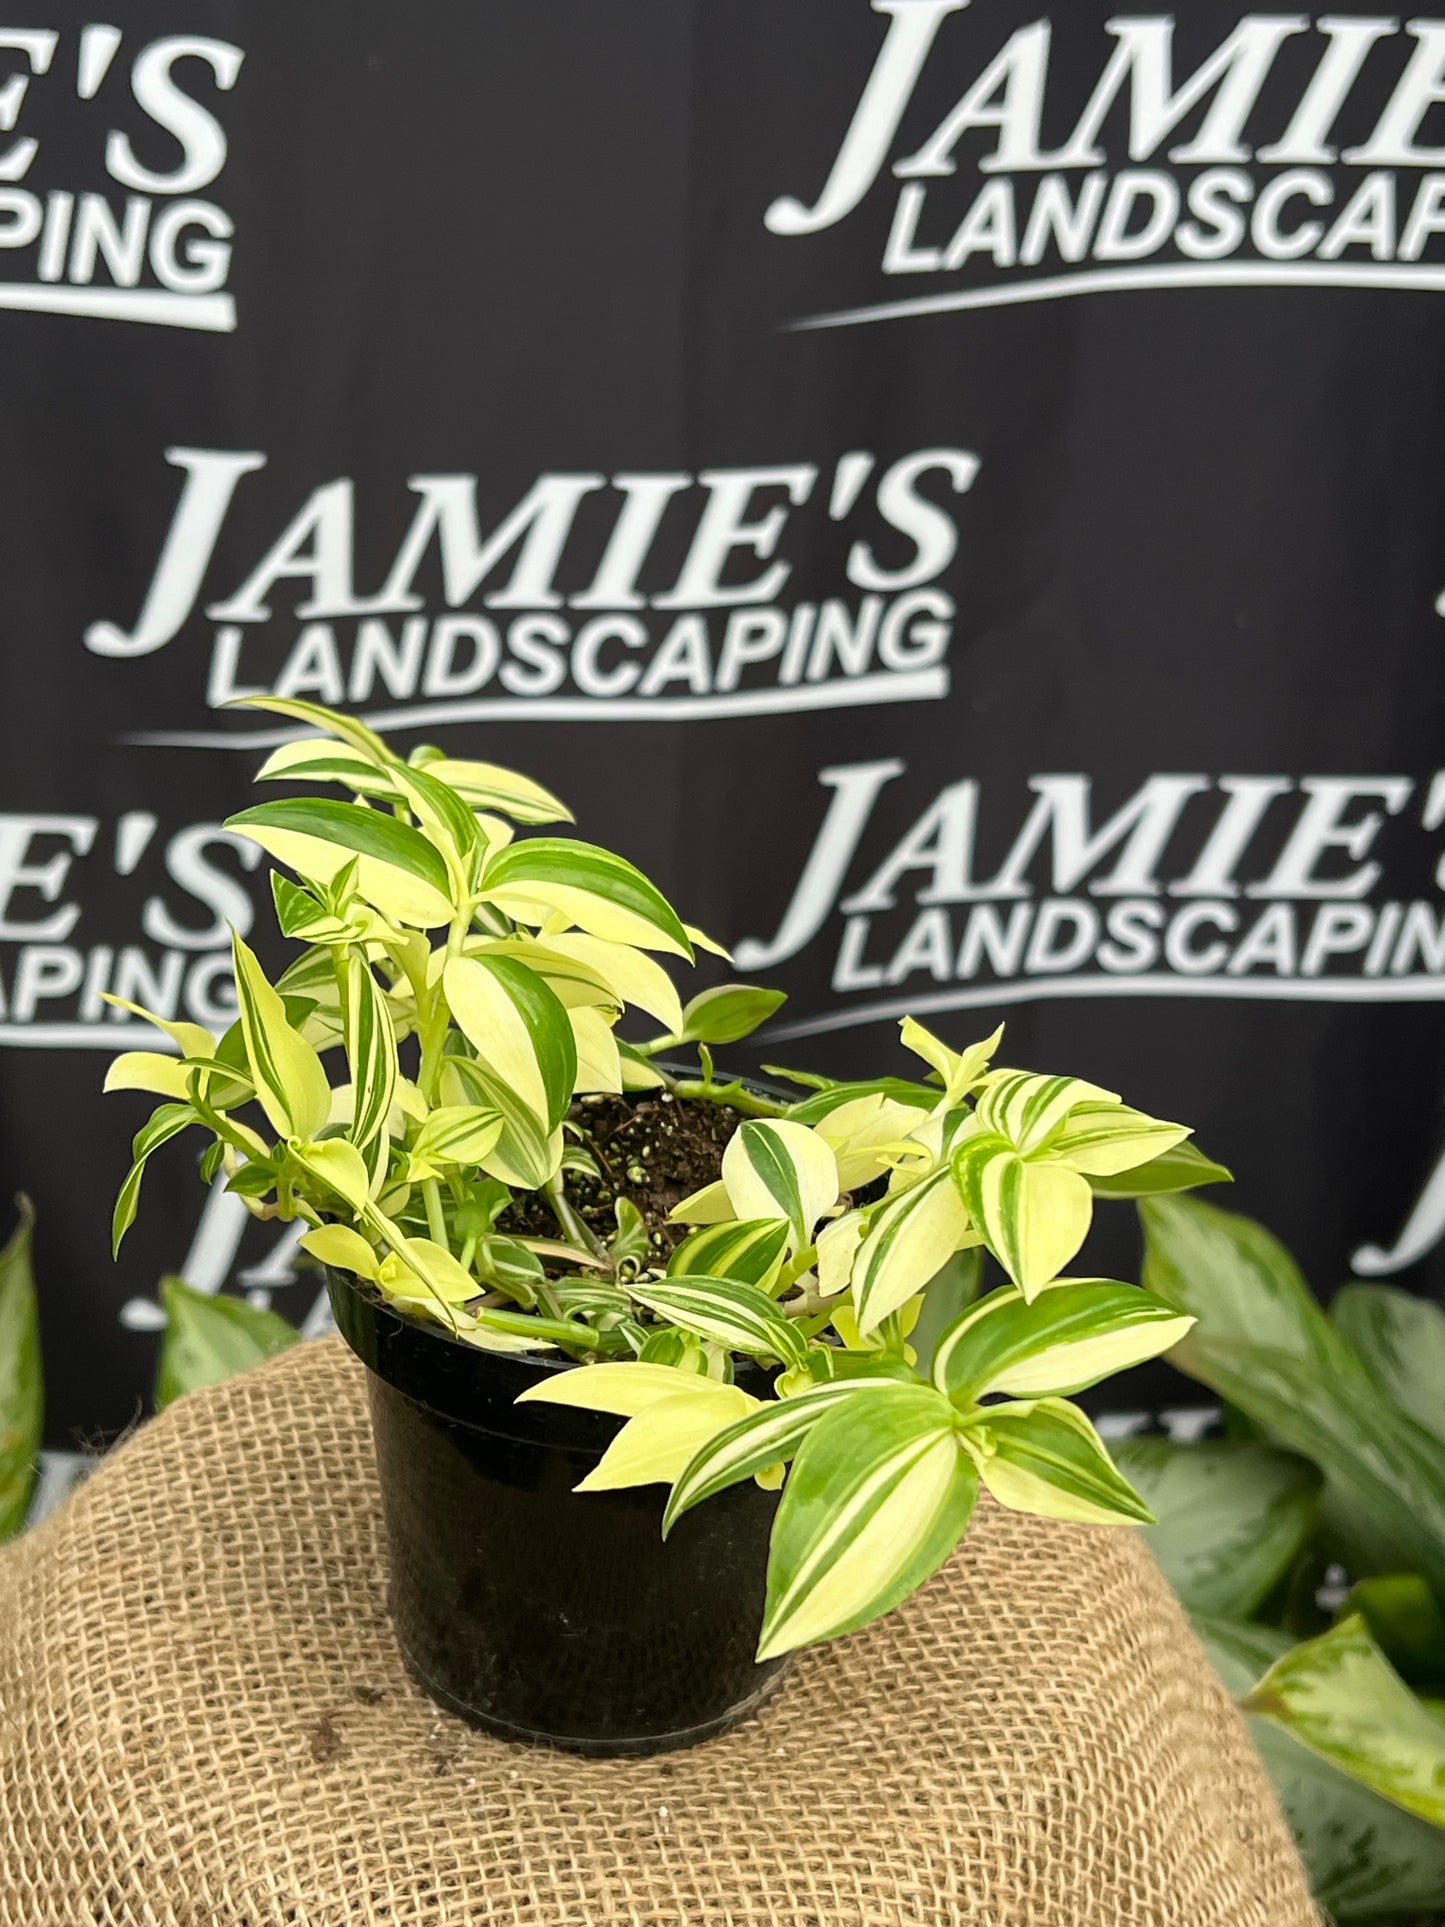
[329,1083,792,1758]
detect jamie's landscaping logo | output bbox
[83,444,976,730]
[741,761,1445,1034]
[770,4,1445,330]
[0,25,240,332]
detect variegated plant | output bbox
[105,697,1227,1661]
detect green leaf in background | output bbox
[1330,1282,1445,1450]
[0,1197,40,1544]
[1199,1616,1445,1921]
[1339,1574,1445,1693]
[672,984,787,1047]
[155,1275,300,1410]
[1139,1194,1348,1373]
[1087,1140,1232,1198]
[1111,1437,1319,1619]
[1180,1334,1445,1603]
[1242,1614,1445,1827]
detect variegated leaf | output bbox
[230,695,391,766]
[226,797,455,927]
[442,954,576,1134]
[974,1070,1119,1155]
[673,984,786,1046]
[481,837,692,957]
[298,1223,380,1280]
[254,736,401,799]
[1240,1615,1445,1826]
[569,1004,622,1094]
[516,1359,718,1418]
[667,1218,790,1292]
[964,1397,1153,1525]
[439,1053,564,1190]
[389,760,481,887]
[757,1386,975,1660]
[344,954,397,1160]
[532,932,683,1032]
[721,1119,839,1251]
[231,931,331,1139]
[289,1137,372,1213]
[574,1384,760,1491]
[851,1168,974,1336]
[409,1104,505,1172]
[898,1017,1003,1105]
[952,1135,1093,1300]
[103,1051,196,1101]
[629,1275,808,1368]
[98,994,215,1062]
[112,1102,200,1255]
[932,1280,1195,1405]
[421,757,572,824]
[663,1376,914,1533]
[1045,1099,1190,1177]
[812,1092,932,1190]
[667,1178,735,1225]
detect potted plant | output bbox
[106,697,1227,1756]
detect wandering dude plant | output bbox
[106,698,1229,1661]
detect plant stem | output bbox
[662,1072,789,1118]
[545,1173,607,1262]
[423,1179,449,1252]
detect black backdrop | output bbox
[5,0,1445,1444]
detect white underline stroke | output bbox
[0,283,236,331]
[0,1023,166,1049]
[764,972,1445,1040]
[790,263,1445,333]
[125,668,950,748]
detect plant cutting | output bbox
[105,696,1226,1755]
[1129,1195,1445,1923]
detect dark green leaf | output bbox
[1111,1437,1319,1619]
[1331,1282,1445,1450]
[0,1197,40,1543]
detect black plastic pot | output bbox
[329,1268,789,1756]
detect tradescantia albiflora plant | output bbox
[105,697,1228,1662]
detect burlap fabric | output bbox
[0,1340,1315,1926]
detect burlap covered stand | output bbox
[0,1340,1315,1926]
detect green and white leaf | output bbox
[757,1385,975,1660]
[482,837,692,957]
[851,1168,974,1336]
[629,1275,808,1368]
[524,933,683,1033]
[1243,1615,1445,1826]
[569,1004,622,1094]
[439,1053,564,1191]
[442,954,576,1134]
[812,1092,932,1190]
[1331,1282,1445,1450]
[953,1135,1093,1300]
[721,1119,838,1251]
[254,735,400,799]
[98,994,215,1061]
[230,695,391,766]
[231,931,331,1139]
[298,1223,380,1280]
[898,1016,1002,1105]
[343,953,397,1162]
[1044,1099,1191,1177]
[667,1218,790,1292]
[931,1279,1194,1405]
[421,757,572,824]
[112,1103,200,1254]
[103,1050,198,1101]
[226,796,454,926]
[289,1137,373,1214]
[1200,1616,1445,1920]
[574,1382,759,1491]
[965,1397,1154,1526]
[408,1104,505,1174]
[516,1359,719,1418]
[1112,1436,1319,1619]
[663,1376,914,1533]
[667,1178,736,1225]
[1087,1140,1232,1198]
[973,1070,1118,1155]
